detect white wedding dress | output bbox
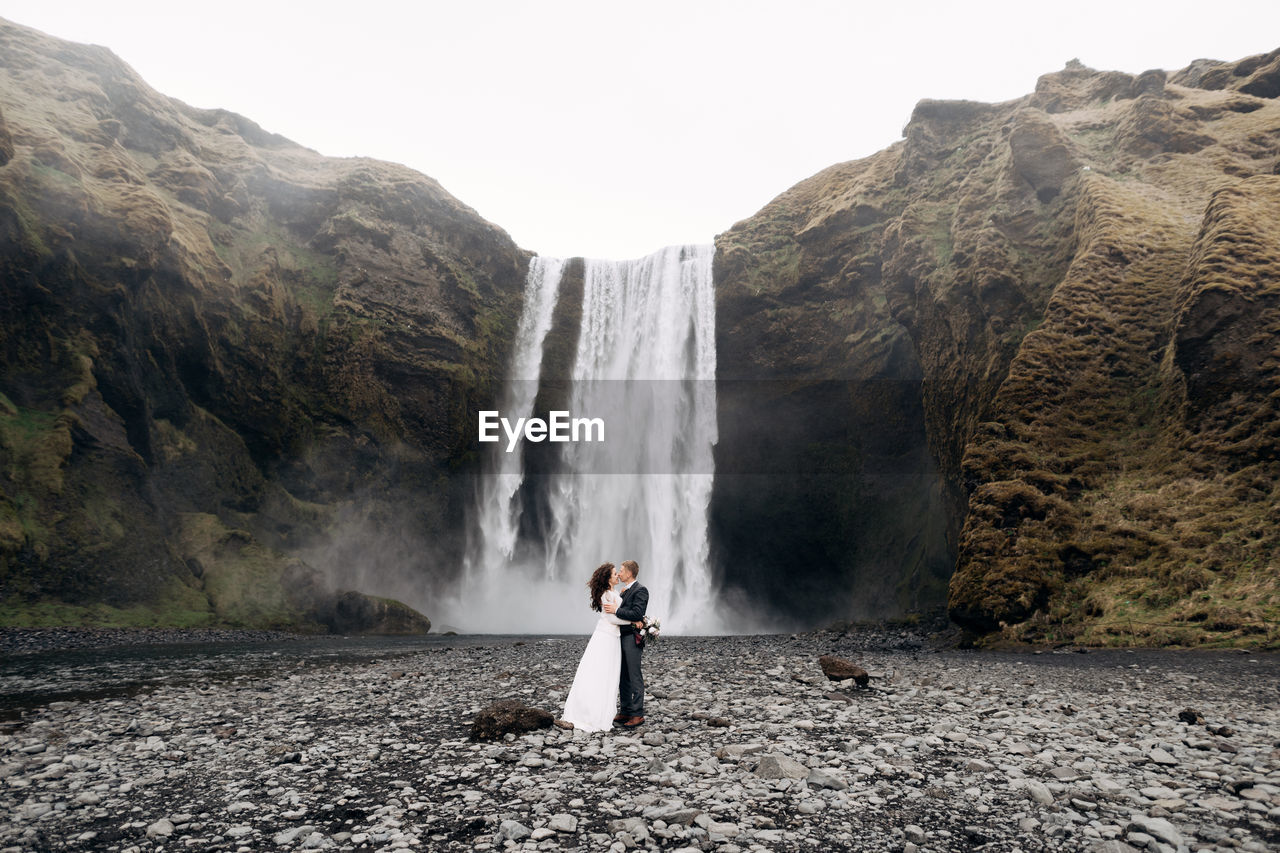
[561,589,628,732]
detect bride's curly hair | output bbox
[588,562,615,612]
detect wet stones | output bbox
[0,633,1277,852]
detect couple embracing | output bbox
[560,560,648,731]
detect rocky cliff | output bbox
[0,19,528,630]
[713,52,1280,644]
[4,16,1279,645]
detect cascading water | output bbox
[453,245,720,634]
[470,255,565,569]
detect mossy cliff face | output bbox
[0,20,527,630]
[714,51,1280,644]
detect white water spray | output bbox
[452,245,720,634]
[469,255,564,572]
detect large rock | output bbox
[818,655,870,686]
[316,591,431,635]
[469,700,554,742]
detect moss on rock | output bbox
[0,18,527,629]
[715,49,1280,645]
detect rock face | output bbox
[0,19,527,628]
[713,48,1280,643]
[4,14,1279,645]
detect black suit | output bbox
[615,582,648,716]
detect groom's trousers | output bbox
[619,634,644,716]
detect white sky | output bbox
[5,1,1279,259]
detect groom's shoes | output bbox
[612,713,628,727]
[620,716,645,728]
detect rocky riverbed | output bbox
[1,632,1277,853]
[0,628,309,657]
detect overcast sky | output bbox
[6,1,1279,259]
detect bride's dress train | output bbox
[561,590,628,732]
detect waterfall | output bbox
[454,245,720,634]
[469,255,564,572]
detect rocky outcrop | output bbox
[714,49,1280,644]
[0,19,526,629]
[316,590,432,635]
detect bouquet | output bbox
[638,615,661,646]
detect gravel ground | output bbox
[0,628,309,656]
[1,630,1277,853]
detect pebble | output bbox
[0,631,1276,852]
[548,813,577,833]
[145,818,174,838]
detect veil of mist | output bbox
[1,15,1279,645]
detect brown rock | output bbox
[818,655,870,686]
[1116,95,1216,156]
[1008,109,1080,203]
[1132,68,1167,96]
[317,591,431,635]
[469,700,554,742]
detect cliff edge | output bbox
[714,51,1280,645]
[0,19,527,630]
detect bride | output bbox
[561,562,630,731]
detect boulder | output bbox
[317,590,431,635]
[818,655,870,686]
[470,700,554,742]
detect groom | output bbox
[603,559,647,728]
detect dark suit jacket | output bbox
[615,582,648,633]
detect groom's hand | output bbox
[603,601,617,614]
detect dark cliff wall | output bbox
[713,52,1280,643]
[0,19,528,628]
